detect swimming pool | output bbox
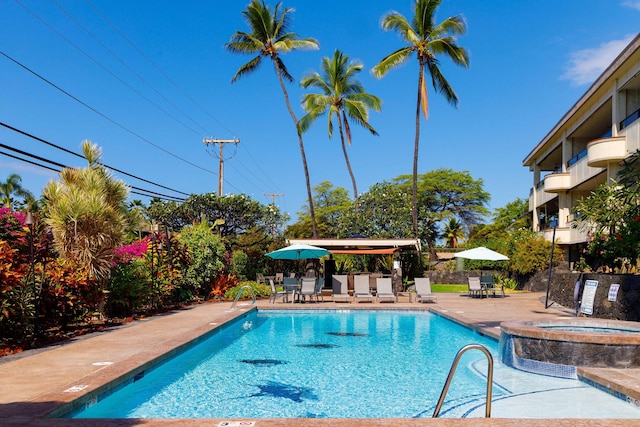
[67,309,640,419]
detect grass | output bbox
[431,284,468,293]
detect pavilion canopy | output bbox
[287,239,421,255]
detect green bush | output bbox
[107,259,150,317]
[509,235,563,275]
[230,250,249,280]
[224,281,270,299]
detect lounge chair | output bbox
[332,275,351,303]
[468,277,484,298]
[354,275,373,303]
[268,279,288,303]
[376,277,396,303]
[415,277,437,303]
[298,278,317,303]
[256,273,265,284]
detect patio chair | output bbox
[313,277,325,302]
[275,272,284,284]
[268,279,288,303]
[283,277,298,302]
[354,275,373,303]
[468,277,484,298]
[256,273,265,284]
[415,277,437,303]
[376,277,396,303]
[298,277,317,303]
[332,275,351,303]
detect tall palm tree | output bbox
[0,173,33,209]
[226,0,320,238]
[371,0,469,241]
[299,49,382,214]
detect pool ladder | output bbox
[230,285,257,310]
[432,344,494,418]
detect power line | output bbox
[0,121,190,197]
[50,0,212,137]
[84,0,238,138]
[0,49,215,176]
[0,142,185,202]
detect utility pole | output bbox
[203,137,240,196]
[264,193,284,205]
[264,193,284,239]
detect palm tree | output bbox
[226,0,320,238]
[442,217,463,248]
[44,141,129,282]
[299,49,382,214]
[371,0,469,241]
[0,173,33,209]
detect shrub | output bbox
[224,281,270,300]
[230,250,249,280]
[509,235,563,276]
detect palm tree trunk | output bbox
[271,61,318,238]
[413,65,423,240]
[337,114,358,215]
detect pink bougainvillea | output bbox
[113,239,149,265]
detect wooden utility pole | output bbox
[203,137,239,196]
[264,193,284,205]
[264,193,284,238]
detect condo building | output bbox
[523,34,640,266]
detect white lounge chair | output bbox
[468,277,484,298]
[376,277,396,303]
[354,275,373,303]
[415,277,437,303]
[332,275,351,303]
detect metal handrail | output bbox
[432,344,494,418]
[230,285,257,310]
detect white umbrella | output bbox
[453,246,509,261]
[266,243,330,260]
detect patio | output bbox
[1,292,639,426]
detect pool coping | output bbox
[1,294,640,426]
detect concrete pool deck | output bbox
[1,291,639,426]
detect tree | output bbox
[226,0,320,238]
[372,0,469,239]
[299,49,382,213]
[0,173,34,209]
[286,181,352,238]
[43,141,129,281]
[395,169,489,258]
[442,217,463,248]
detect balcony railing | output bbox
[566,149,587,168]
[620,108,640,130]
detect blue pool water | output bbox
[68,310,640,419]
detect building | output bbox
[523,34,640,266]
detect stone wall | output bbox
[423,269,640,321]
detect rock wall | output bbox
[423,269,640,321]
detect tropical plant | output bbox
[178,221,226,299]
[442,217,463,248]
[224,281,271,300]
[0,173,34,209]
[227,0,320,238]
[43,141,129,282]
[372,0,469,239]
[300,49,381,212]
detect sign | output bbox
[608,283,620,302]
[580,280,598,315]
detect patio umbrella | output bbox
[265,243,330,260]
[453,246,509,261]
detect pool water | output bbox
[68,310,640,419]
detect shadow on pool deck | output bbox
[1,292,639,426]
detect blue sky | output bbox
[1,0,639,224]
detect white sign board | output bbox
[580,280,598,315]
[608,283,620,302]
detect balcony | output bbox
[543,172,570,192]
[587,136,626,167]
